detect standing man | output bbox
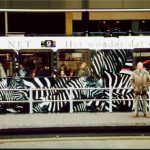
[130,62,150,118]
[18,64,28,78]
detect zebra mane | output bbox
[103,70,131,88]
[91,49,132,77]
[7,74,27,90]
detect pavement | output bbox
[0,112,150,130]
[1,112,150,148]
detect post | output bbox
[4,12,8,36]
[109,86,113,112]
[69,88,73,113]
[148,87,150,111]
[65,12,73,35]
[29,88,33,114]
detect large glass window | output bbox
[8,12,65,35]
[0,50,16,78]
[57,49,91,77]
[18,49,52,77]
[133,48,150,71]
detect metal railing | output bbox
[0,87,150,114]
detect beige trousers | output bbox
[134,93,147,115]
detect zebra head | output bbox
[0,76,29,113]
[75,76,104,99]
[8,75,26,89]
[7,75,28,101]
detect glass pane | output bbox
[18,49,52,77]
[0,50,15,78]
[133,49,150,71]
[57,49,91,77]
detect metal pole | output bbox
[1,9,150,12]
[109,86,113,112]
[29,88,33,114]
[4,12,8,36]
[69,88,73,113]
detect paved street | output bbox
[1,136,150,149]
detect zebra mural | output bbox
[102,70,134,111]
[79,49,135,112]
[21,76,104,113]
[16,49,134,113]
[0,48,138,113]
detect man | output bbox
[130,62,150,118]
[18,64,28,78]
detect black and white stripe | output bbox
[0,76,28,112]
[22,76,103,113]
[79,49,135,112]
[21,49,135,113]
[91,49,132,77]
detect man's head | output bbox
[137,62,143,71]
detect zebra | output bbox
[72,71,134,112]
[76,49,134,112]
[102,70,134,111]
[21,76,104,113]
[0,75,28,113]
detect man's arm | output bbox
[129,73,135,88]
[147,72,150,87]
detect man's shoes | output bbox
[144,114,149,118]
[133,114,138,118]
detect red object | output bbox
[143,60,150,65]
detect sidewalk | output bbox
[0,112,150,130]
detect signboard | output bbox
[0,36,150,50]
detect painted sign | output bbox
[0,36,150,49]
